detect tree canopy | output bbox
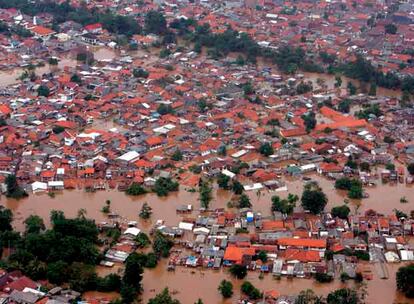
[301,183,328,214]
[396,264,414,298]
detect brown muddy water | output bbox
[3,175,413,231]
[0,47,117,88]
[141,260,410,304]
[1,175,414,303]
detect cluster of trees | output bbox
[271,193,299,214]
[265,45,323,74]
[5,174,27,199]
[331,205,351,219]
[338,55,414,94]
[0,20,32,38]
[0,0,141,37]
[126,182,147,196]
[199,179,213,209]
[301,182,328,214]
[302,112,317,132]
[218,280,233,298]
[356,104,382,120]
[153,177,179,196]
[0,209,120,293]
[259,142,274,156]
[190,24,260,62]
[240,281,262,300]
[295,288,364,304]
[397,264,414,298]
[296,81,313,95]
[334,177,363,199]
[217,174,245,196]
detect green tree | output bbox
[348,183,363,199]
[148,288,181,304]
[338,99,351,113]
[152,231,173,258]
[407,163,414,175]
[368,82,377,96]
[0,206,13,232]
[347,82,357,95]
[384,23,397,34]
[47,261,69,284]
[302,112,317,132]
[218,279,233,298]
[271,195,296,214]
[5,174,27,199]
[295,289,324,304]
[236,54,245,66]
[37,85,50,97]
[334,75,342,88]
[360,162,370,172]
[296,81,313,94]
[48,57,58,65]
[97,273,122,292]
[101,200,111,214]
[259,142,274,156]
[397,264,414,297]
[229,264,247,279]
[133,68,149,78]
[135,232,151,248]
[120,284,138,304]
[331,205,350,219]
[335,177,353,190]
[157,104,173,115]
[256,250,267,262]
[171,149,183,161]
[126,182,147,196]
[326,288,360,304]
[139,202,152,219]
[153,177,179,196]
[241,281,262,300]
[238,193,251,209]
[145,10,167,34]
[301,183,328,214]
[232,180,244,195]
[123,252,144,291]
[217,173,230,189]
[52,125,65,134]
[315,273,333,283]
[70,73,82,84]
[24,215,45,234]
[199,180,212,209]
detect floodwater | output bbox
[254,56,402,99]
[0,57,78,88]
[141,260,410,304]
[2,175,414,303]
[0,47,411,302]
[0,47,117,88]
[3,174,413,230]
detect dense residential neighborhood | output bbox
[0,0,413,303]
